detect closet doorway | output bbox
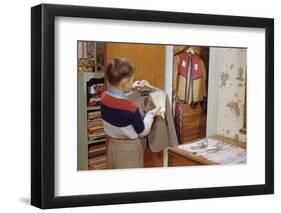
[169,46,247,145]
[172,46,210,144]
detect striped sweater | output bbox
[100,88,155,139]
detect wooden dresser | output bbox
[175,103,207,144]
[168,135,246,167]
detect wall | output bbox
[216,48,247,142]
[106,43,165,89]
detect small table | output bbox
[168,135,246,166]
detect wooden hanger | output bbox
[185,47,195,54]
[174,46,195,56]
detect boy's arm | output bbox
[138,111,155,137]
[130,108,155,137]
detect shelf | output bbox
[87,106,101,111]
[88,138,106,145]
[78,42,106,171]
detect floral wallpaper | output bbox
[216,48,247,142]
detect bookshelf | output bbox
[77,41,107,171]
[78,72,107,170]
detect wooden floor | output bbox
[144,146,163,168]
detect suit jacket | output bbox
[128,90,179,152]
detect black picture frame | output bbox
[31,3,274,209]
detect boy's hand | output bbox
[150,106,162,116]
[132,80,144,90]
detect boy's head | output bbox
[105,57,135,93]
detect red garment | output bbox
[177,52,204,80]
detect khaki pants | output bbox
[106,137,146,169]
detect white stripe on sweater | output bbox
[102,111,155,140]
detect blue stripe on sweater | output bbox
[100,103,145,134]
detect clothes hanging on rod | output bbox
[127,84,179,152]
[173,50,207,105]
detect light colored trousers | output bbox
[106,137,146,169]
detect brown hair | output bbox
[105,57,135,85]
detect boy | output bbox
[100,57,160,169]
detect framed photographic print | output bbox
[31,3,274,209]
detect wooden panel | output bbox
[106,43,165,89]
[144,148,163,168]
[182,134,205,144]
[182,128,206,139]
[178,103,207,143]
[182,114,206,128]
[168,151,200,166]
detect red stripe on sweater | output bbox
[101,92,137,113]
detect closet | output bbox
[173,46,210,144]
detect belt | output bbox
[108,136,132,141]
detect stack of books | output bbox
[87,111,106,144]
[88,142,107,170]
[87,110,107,169]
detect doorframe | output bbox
[165,46,174,104]
[163,46,174,167]
[206,47,223,137]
